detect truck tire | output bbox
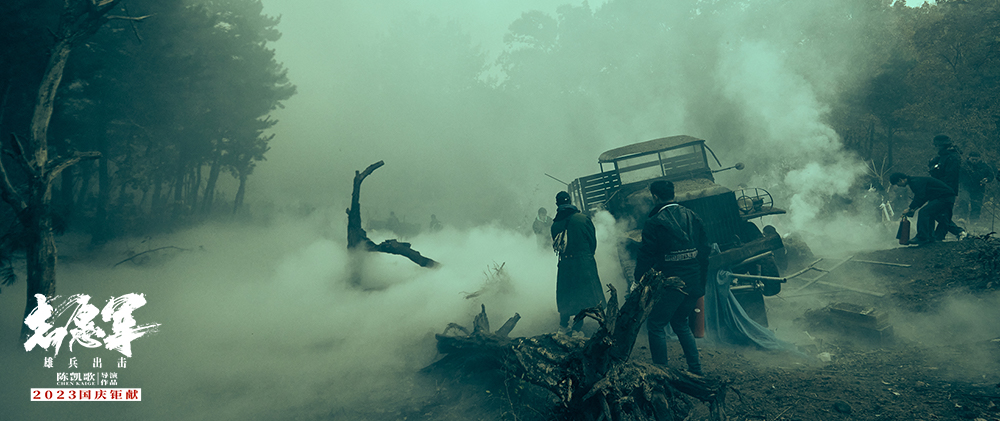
[733,289,769,327]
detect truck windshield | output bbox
[615,144,706,184]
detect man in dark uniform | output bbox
[532,207,553,249]
[550,191,605,336]
[890,172,966,245]
[960,152,995,223]
[928,134,962,240]
[633,181,710,375]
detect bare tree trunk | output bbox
[867,119,876,161]
[19,36,73,336]
[75,159,93,209]
[58,165,75,217]
[0,0,130,340]
[201,151,222,215]
[886,127,896,169]
[150,176,164,215]
[188,164,200,211]
[233,172,247,215]
[138,184,149,213]
[24,185,57,301]
[91,134,110,245]
[171,160,185,218]
[345,161,437,268]
[115,179,128,210]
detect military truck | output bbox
[567,135,787,326]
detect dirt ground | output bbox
[325,232,1000,421]
[704,235,1000,421]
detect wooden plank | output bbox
[852,259,912,268]
[791,256,853,293]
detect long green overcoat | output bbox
[550,205,605,317]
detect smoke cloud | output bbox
[247,0,909,255]
[0,207,628,419]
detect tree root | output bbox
[430,270,729,420]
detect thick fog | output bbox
[248,0,924,251]
[10,0,998,420]
[0,210,626,419]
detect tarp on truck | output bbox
[704,269,800,352]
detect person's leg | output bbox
[646,291,684,365]
[946,199,963,236]
[930,198,964,237]
[914,205,935,243]
[933,206,949,241]
[646,307,670,365]
[669,296,702,375]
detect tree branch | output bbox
[113,246,190,267]
[120,4,146,42]
[347,160,385,248]
[8,133,35,173]
[356,160,385,182]
[46,151,101,184]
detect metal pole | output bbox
[732,251,773,268]
[852,259,912,268]
[731,273,786,282]
[544,173,569,186]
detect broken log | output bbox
[346,160,437,267]
[428,270,728,421]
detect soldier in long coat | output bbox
[960,152,995,222]
[550,191,605,335]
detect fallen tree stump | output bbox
[346,160,437,268]
[427,272,728,421]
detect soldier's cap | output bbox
[932,134,952,146]
[555,191,571,205]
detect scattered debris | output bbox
[789,256,855,294]
[802,302,894,345]
[464,262,512,299]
